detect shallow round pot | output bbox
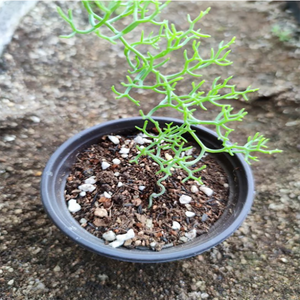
[41,117,254,263]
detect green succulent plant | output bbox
[57,0,282,206]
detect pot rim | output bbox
[41,116,255,263]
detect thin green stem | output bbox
[57,1,282,207]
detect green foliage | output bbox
[271,24,293,42]
[57,0,282,206]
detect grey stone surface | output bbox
[0,0,37,56]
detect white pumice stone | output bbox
[112,158,121,165]
[119,147,130,154]
[117,182,123,187]
[185,204,192,210]
[143,138,152,143]
[116,229,135,241]
[172,221,181,230]
[191,185,199,193]
[94,207,108,218]
[79,218,87,224]
[103,192,111,198]
[164,153,173,160]
[68,199,81,213]
[179,195,192,204]
[185,148,194,156]
[101,161,111,170]
[185,228,197,240]
[124,139,131,145]
[223,183,229,188]
[200,186,214,197]
[121,154,128,158]
[102,230,116,242]
[84,176,96,185]
[179,236,189,243]
[80,191,86,197]
[114,172,120,177]
[139,185,146,191]
[150,242,156,250]
[134,135,145,144]
[78,183,96,192]
[109,240,124,248]
[185,211,196,218]
[108,135,120,144]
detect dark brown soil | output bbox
[65,132,228,251]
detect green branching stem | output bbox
[57,1,282,206]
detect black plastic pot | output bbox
[41,117,254,263]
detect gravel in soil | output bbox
[65,133,228,251]
[1,1,300,299]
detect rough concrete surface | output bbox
[0,1,300,299]
[0,0,37,56]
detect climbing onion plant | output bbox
[57,0,282,206]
